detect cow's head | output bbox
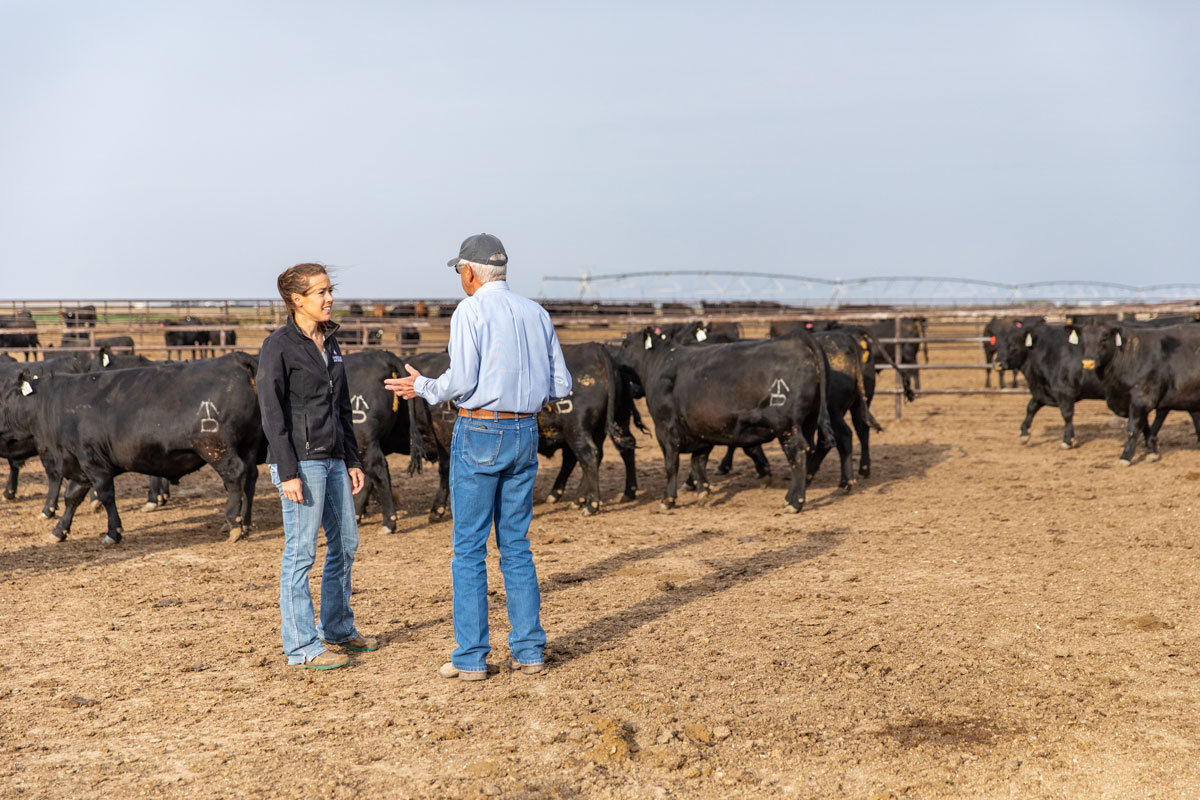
[1076,323,1123,374]
[620,326,669,367]
[993,321,1032,371]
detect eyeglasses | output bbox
[454,263,462,275]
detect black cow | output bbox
[619,327,833,512]
[1076,323,1200,465]
[768,320,838,337]
[95,336,135,354]
[0,353,263,544]
[407,345,638,518]
[163,317,213,359]
[770,318,926,389]
[341,304,384,348]
[344,350,420,533]
[0,311,40,360]
[994,321,1107,448]
[982,316,1043,388]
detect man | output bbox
[386,234,572,681]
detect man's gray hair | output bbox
[460,260,507,283]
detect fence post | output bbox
[894,316,903,421]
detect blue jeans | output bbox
[270,459,361,665]
[449,415,545,671]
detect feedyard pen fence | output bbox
[6,299,1200,421]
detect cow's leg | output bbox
[985,366,992,389]
[143,476,169,512]
[850,401,872,478]
[1010,370,1020,389]
[829,412,855,490]
[358,443,397,533]
[241,458,258,532]
[616,437,637,502]
[1018,397,1044,444]
[38,454,64,519]
[745,445,772,480]
[568,434,602,515]
[1058,398,1078,449]
[545,447,575,504]
[715,446,736,475]
[1118,402,1149,466]
[429,445,451,520]
[354,479,373,521]
[689,447,714,497]
[1142,407,1165,462]
[91,475,125,545]
[50,480,91,543]
[806,425,836,482]
[778,428,807,513]
[212,459,249,542]
[657,434,681,510]
[1188,411,1200,442]
[3,458,21,501]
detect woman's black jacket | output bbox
[256,315,362,482]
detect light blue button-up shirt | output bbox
[412,281,572,413]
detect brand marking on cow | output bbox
[199,400,220,433]
[555,398,574,414]
[578,375,595,387]
[769,378,789,407]
[351,394,370,424]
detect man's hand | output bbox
[385,364,423,400]
[348,467,365,495]
[280,477,304,504]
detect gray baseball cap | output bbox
[448,233,508,268]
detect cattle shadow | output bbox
[376,528,728,643]
[547,529,843,665]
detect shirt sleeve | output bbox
[547,320,573,399]
[413,301,481,405]
[255,337,300,482]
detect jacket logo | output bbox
[332,354,343,363]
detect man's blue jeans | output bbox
[270,459,361,665]
[449,415,545,671]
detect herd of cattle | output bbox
[982,311,1200,464]
[2,307,1197,546]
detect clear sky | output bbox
[3,2,1197,300]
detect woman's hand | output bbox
[348,467,365,495]
[280,477,304,504]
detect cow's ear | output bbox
[1067,328,1079,346]
[694,327,707,342]
[1024,333,1033,348]
[644,333,653,350]
[1114,331,1123,348]
[18,372,36,396]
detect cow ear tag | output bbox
[695,328,707,342]
[1115,332,1123,347]
[102,353,111,367]
[1068,330,1078,345]
[1024,333,1033,347]
[644,334,653,350]
[20,380,34,396]
[1015,321,1023,328]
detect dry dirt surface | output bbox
[3,341,1200,798]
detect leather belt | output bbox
[458,408,535,420]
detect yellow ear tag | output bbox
[391,371,400,412]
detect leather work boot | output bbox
[292,651,350,670]
[326,635,378,652]
[438,662,492,681]
[509,660,546,676]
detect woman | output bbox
[256,263,376,669]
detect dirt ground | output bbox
[2,330,1199,799]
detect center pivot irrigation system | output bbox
[537,271,1200,306]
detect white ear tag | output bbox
[644,334,653,350]
[1068,330,1078,345]
[695,328,707,342]
[1115,332,1123,347]
[20,381,33,396]
[102,353,111,366]
[1024,333,1033,347]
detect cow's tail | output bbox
[630,401,647,435]
[862,329,915,402]
[854,354,884,432]
[604,358,636,451]
[807,335,836,446]
[407,398,426,475]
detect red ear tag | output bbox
[806,323,813,329]
[1015,322,1023,328]
[989,335,996,345]
[654,327,661,334]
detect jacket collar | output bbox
[284,314,340,347]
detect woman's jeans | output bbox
[450,415,545,671]
[270,459,361,665]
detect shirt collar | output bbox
[474,280,510,295]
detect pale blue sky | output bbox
[2,2,1197,300]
